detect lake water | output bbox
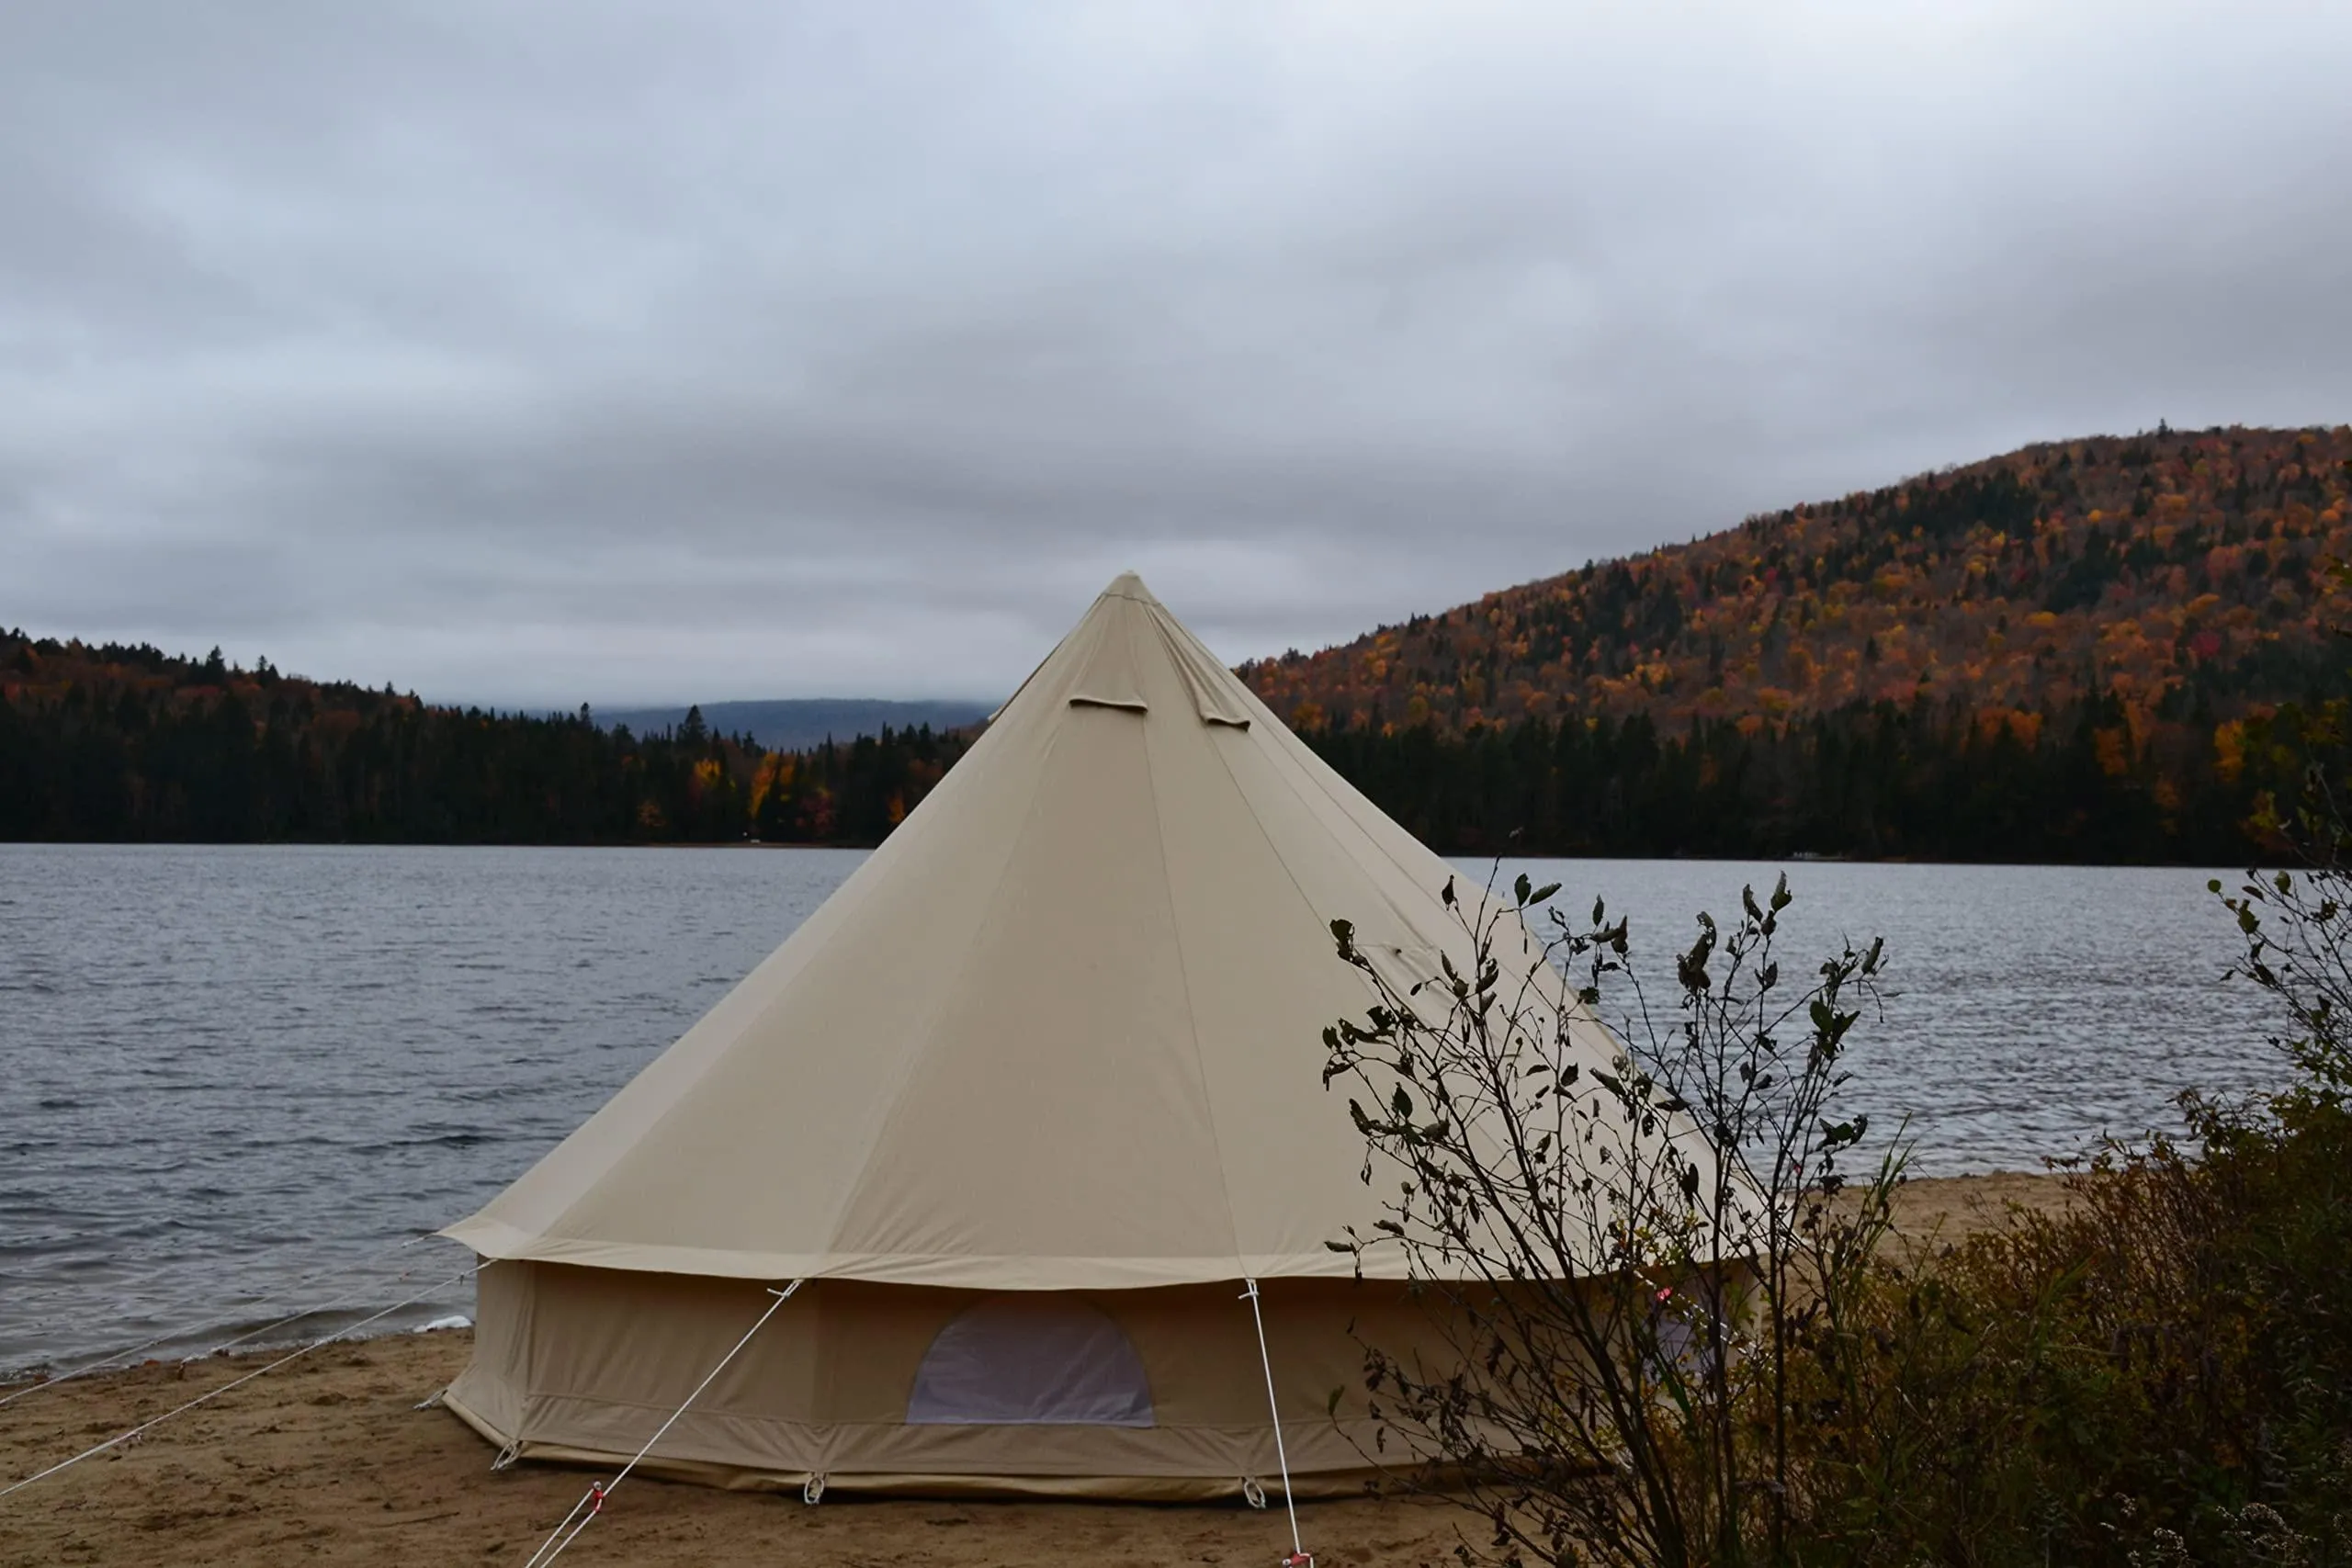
[0,844,2285,1374]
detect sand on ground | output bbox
[0,1172,2068,1567]
[1875,1167,2075,1238]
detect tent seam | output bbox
[814,714,1076,1268]
[1238,693,1435,935]
[1135,660,1250,1281]
[1153,606,1436,927]
[1167,611,1387,969]
[523,842,905,1244]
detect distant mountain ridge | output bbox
[594,697,994,751]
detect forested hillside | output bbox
[1247,425,2350,733]
[1250,424,2352,859]
[5,424,2346,860]
[0,636,960,845]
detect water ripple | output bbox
[0,845,2282,1373]
[0,842,861,1371]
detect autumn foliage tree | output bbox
[1248,424,2352,860]
[0,633,971,846]
[7,424,2346,857]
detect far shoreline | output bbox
[0,838,2273,871]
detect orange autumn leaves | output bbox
[1242,425,2352,762]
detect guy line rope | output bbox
[6,1258,1314,1565]
[521,1279,806,1568]
[0,1258,482,1504]
[1242,1277,1313,1568]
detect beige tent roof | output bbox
[446,573,1609,1290]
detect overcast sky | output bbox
[4,3,2347,707]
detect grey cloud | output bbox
[2,0,2348,706]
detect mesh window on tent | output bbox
[906,1295,1156,1427]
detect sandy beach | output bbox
[0,1173,2068,1567]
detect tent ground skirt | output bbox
[441,1261,1449,1499]
[441,1387,1390,1500]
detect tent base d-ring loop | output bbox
[490,1439,522,1472]
[1241,1475,1268,1509]
[802,1472,827,1506]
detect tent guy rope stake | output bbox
[522,1279,805,1568]
[1241,1278,1311,1568]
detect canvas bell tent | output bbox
[438,573,1619,1499]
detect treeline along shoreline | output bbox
[0,646,962,849]
[0,628,2338,862]
[6,423,2347,861]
